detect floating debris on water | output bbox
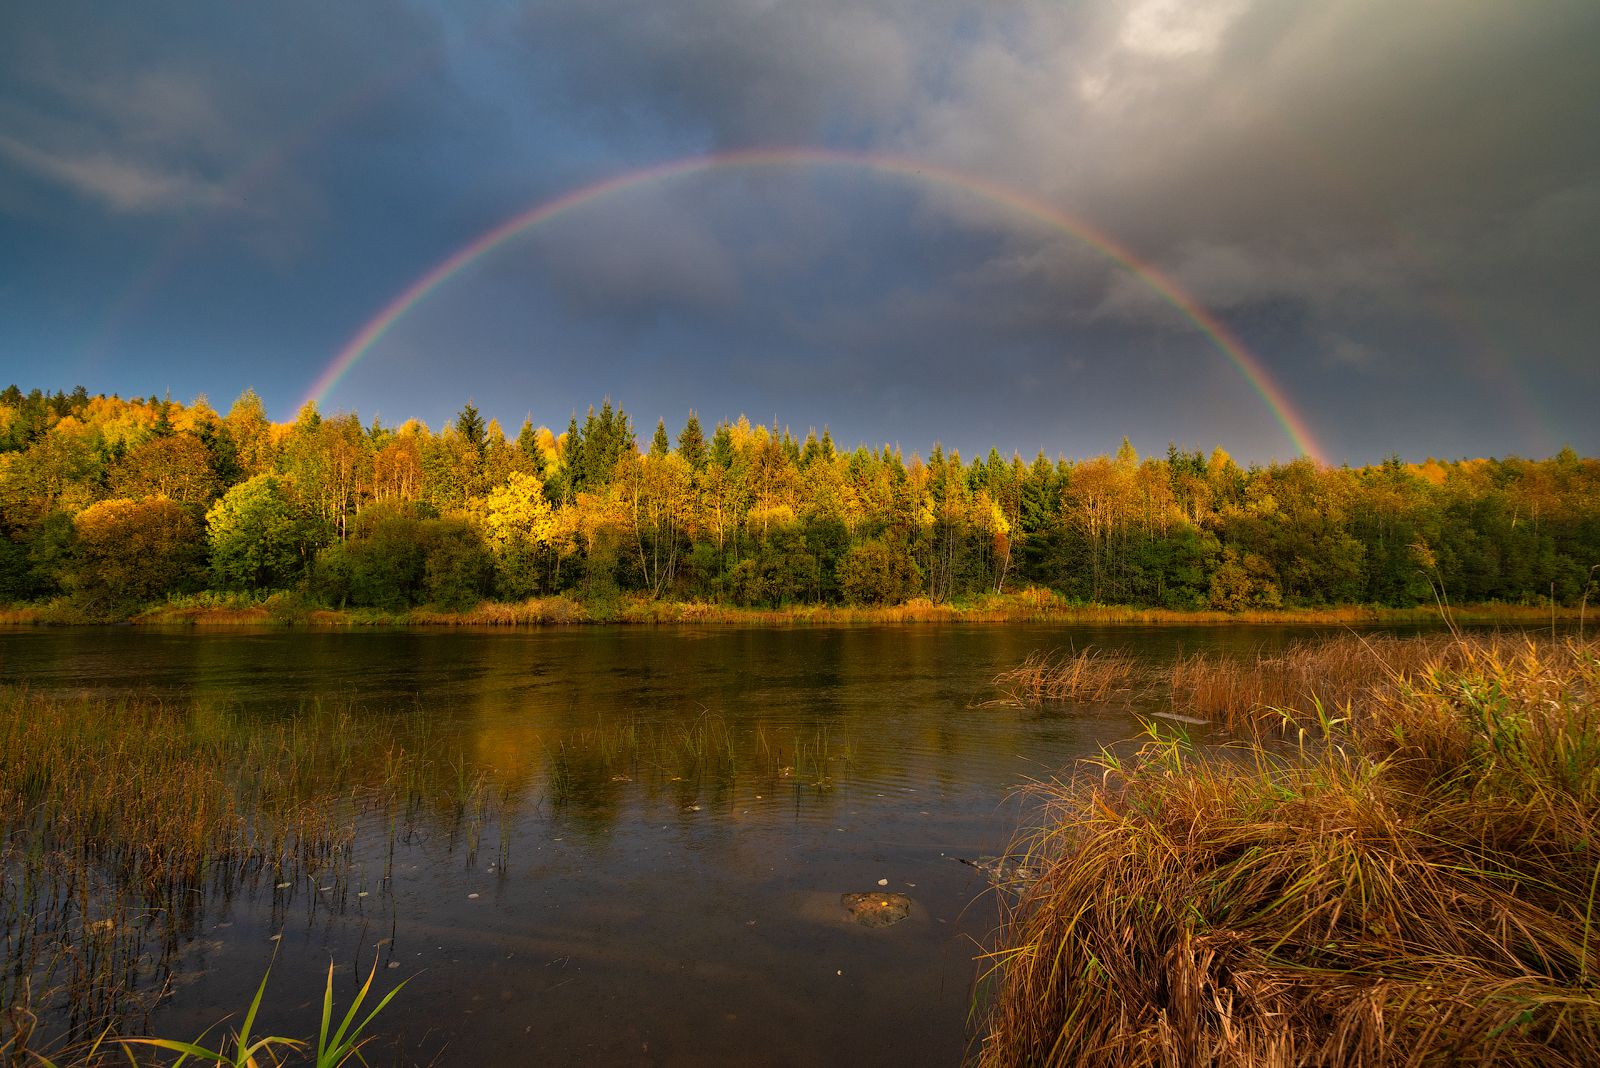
[957,855,1037,888]
[841,892,912,928]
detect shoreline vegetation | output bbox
[977,632,1600,1066]
[0,589,1592,629]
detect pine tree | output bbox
[152,395,175,437]
[560,414,582,499]
[800,430,821,468]
[650,418,671,459]
[709,421,734,469]
[455,402,487,455]
[517,417,547,477]
[677,412,707,470]
[577,399,633,488]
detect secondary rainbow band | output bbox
[307,147,1327,463]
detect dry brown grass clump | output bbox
[991,648,1147,705]
[976,635,1600,1067]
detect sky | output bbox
[2,0,1597,466]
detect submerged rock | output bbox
[841,891,912,927]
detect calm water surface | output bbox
[0,624,1430,1065]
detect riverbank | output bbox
[975,633,1600,1066]
[0,589,1590,629]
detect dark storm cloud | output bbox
[904,2,1600,359]
[1,0,1596,462]
[0,2,464,253]
[444,0,1600,436]
[449,0,934,148]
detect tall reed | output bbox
[1166,632,1553,731]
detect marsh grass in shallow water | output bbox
[990,633,1564,734]
[1160,633,1544,732]
[976,635,1600,1067]
[0,691,511,1061]
[989,647,1147,706]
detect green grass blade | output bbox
[317,957,409,1068]
[122,1037,226,1061]
[235,963,272,1060]
[319,959,336,1061]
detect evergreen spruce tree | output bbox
[709,421,735,469]
[677,412,707,470]
[455,402,487,455]
[561,413,583,499]
[650,418,671,459]
[516,417,547,477]
[152,393,175,437]
[800,430,821,468]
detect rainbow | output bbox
[307,147,1327,463]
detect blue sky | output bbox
[3,0,1597,464]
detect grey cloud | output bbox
[0,133,231,214]
[529,188,742,319]
[0,3,446,233]
[432,0,941,148]
[875,0,1600,409]
[0,53,240,215]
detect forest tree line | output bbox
[1,385,1597,615]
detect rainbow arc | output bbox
[306,148,1327,464]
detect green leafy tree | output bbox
[315,504,426,610]
[206,475,321,590]
[421,518,494,609]
[0,511,73,602]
